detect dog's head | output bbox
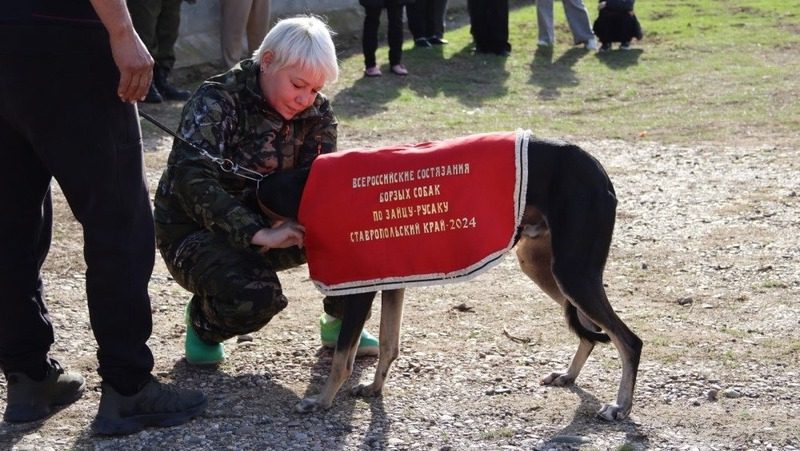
[256,167,310,220]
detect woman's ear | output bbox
[260,50,274,70]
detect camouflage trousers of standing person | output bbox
[160,229,307,344]
[127,0,183,71]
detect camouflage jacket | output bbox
[154,59,337,252]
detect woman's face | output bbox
[259,52,326,120]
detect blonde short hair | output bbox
[252,15,339,84]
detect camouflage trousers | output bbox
[161,229,308,344]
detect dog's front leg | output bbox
[295,292,375,413]
[352,289,404,398]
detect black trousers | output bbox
[362,4,406,68]
[0,24,155,393]
[467,0,511,54]
[406,0,448,40]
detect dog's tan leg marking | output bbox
[517,233,591,386]
[541,337,595,386]
[295,331,360,413]
[352,289,404,398]
[516,230,564,304]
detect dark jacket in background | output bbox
[592,0,642,44]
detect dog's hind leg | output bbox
[516,228,597,387]
[295,292,376,413]
[546,190,642,421]
[555,268,641,421]
[352,289,404,398]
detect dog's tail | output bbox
[565,304,611,343]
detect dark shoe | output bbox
[428,36,448,45]
[91,378,207,435]
[600,42,612,52]
[155,81,190,101]
[3,361,85,423]
[154,68,191,101]
[620,41,632,50]
[414,38,432,48]
[143,83,164,104]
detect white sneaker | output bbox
[585,37,599,50]
[537,39,553,47]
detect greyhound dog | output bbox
[258,135,642,421]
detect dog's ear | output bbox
[256,167,310,220]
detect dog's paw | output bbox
[351,383,382,398]
[540,371,576,387]
[294,397,323,414]
[597,403,629,421]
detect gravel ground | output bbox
[1,129,798,450]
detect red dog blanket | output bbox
[298,130,531,295]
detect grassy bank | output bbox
[327,0,800,147]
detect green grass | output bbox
[326,0,800,146]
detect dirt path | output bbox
[1,113,798,450]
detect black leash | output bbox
[139,111,264,182]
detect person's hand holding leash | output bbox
[251,220,305,253]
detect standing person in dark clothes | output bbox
[0,0,206,435]
[359,0,414,76]
[407,0,448,48]
[127,0,193,103]
[592,0,643,51]
[467,0,511,56]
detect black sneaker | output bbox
[3,361,86,423]
[599,42,612,52]
[91,378,207,435]
[414,38,432,49]
[620,41,631,50]
[155,81,191,101]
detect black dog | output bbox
[259,134,642,421]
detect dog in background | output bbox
[258,134,642,421]
[593,0,643,51]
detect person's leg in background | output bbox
[245,0,271,58]
[562,0,597,47]
[406,0,430,48]
[128,0,165,102]
[153,0,191,100]
[428,0,449,44]
[536,0,556,46]
[386,3,408,74]
[220,0,253,68]
[480,0,510,55]
[362,5,382,75]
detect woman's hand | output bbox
[251,220,306,253]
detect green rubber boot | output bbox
[319,313,379,357]
[185,305,225,365]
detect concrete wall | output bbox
[175,0,467,68]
